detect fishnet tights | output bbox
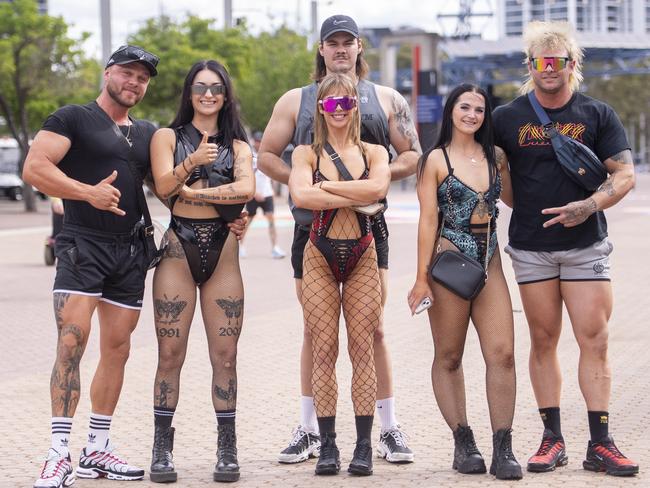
[153,228,243,412]
[428,237,516,432]
[302,210,381,417]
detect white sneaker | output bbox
[34,448,75,488]
[76,441,144,480]
[377,426,414,463]
[278,426,321,463]
[271,246,286,259]
[239,246,247,258]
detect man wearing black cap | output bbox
[258,15,420,466]
[24,45,159,487]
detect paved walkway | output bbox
[1,176,649,487]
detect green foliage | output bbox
[0,0,97,144]
[127,16,313,131]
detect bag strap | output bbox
[324,142,354,181]
[527,91,558,137]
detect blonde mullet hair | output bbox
[520,21,584,95]
[312,73,365,158]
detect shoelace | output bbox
[288,427,308,447]
[598,442,624,459]
[40,453,69,478]
[499,431,515,460]
[353,442,372,460]
[90,443,131,468]
[457,428,480,455]
[218,427,237,456]
[535,437,555,456]
[153,430,172,460]
[387,427,410,448]
[320,437,338,458]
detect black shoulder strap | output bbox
[324,142,354,181]
[441,146,454,175]
[527,91,558,137]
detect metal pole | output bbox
[310,0,318,48]
[225,0,233,29]
[100,0,112,65]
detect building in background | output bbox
[499,0,650,37]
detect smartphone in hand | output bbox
[414,297,432,314]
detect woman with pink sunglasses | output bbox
[289,73,390,476]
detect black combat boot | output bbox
[490,428,523,480]
[315,432,340,475]
[348,438,373,476]
[150,425,177,483]
[213,424,240,482]
[453,425,486,474]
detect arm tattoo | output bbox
[156,380,175,408]
[565,198,597,224]
[154,294,187,325]
[495,148,506,171]
[214,379,237,409]
[391,92,419,151]
[216,297,244,326]
[609,150,633,164]
[51,324,84,417]
[597,175,616,197]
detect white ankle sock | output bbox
[86,413,112,453]
[377,397,399,432]
[51,417,72,457]
[300,396,318,433]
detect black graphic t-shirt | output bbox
[493,92,629,251]
[41,102,156,234]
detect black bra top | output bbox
[170,124,243,222]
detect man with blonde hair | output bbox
[493,21,638,476]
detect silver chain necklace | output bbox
[117,120,132,147]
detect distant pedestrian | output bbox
[239,131,286,259]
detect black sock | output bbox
[154,406,175,428]
[588,411,609,443]
[539,407,562,438]
[355,415,373,442]
[216,409,236,426]
[317,416,336,435]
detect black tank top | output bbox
[170,124,244,222]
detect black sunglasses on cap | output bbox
[106,45,159,77]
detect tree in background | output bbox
[128,16,313,133]
[0,0,98,211]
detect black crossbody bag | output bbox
[527,91,607,191]
[428,160,494,300]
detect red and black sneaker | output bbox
[527,428,568,472]
[583,436,639,476]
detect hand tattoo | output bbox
[565,198,597,225]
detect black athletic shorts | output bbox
[291,221,389,279]
[245,196,274,215]
[53,224,147,309]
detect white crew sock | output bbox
[377,397,399,432]
[51,417,73,457]
[86,413,112,453]
[300,396,319,433]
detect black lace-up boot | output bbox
[213,424,240,482]
[315,432,340,475]
[490,428,523,480]
[150,425,177,483]
[348,438,373,475]
[453,425,486,474]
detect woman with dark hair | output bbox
[148,60,254,483]
[289,73,390,476]
[407,84,522,480]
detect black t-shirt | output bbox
[493,92,629,251]
[41,101,156,234]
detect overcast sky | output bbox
[48,0,498,59]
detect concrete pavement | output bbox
[1,176,649,487]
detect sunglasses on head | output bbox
[191,84,225,96]
[114,45,160,67]
[529,56,571,72]
[319,95,357,113]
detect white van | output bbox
[0,138,22,200]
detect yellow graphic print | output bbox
[518,122,586,147]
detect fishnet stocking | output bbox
[302,208,381,417]
[428,237,516,432]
